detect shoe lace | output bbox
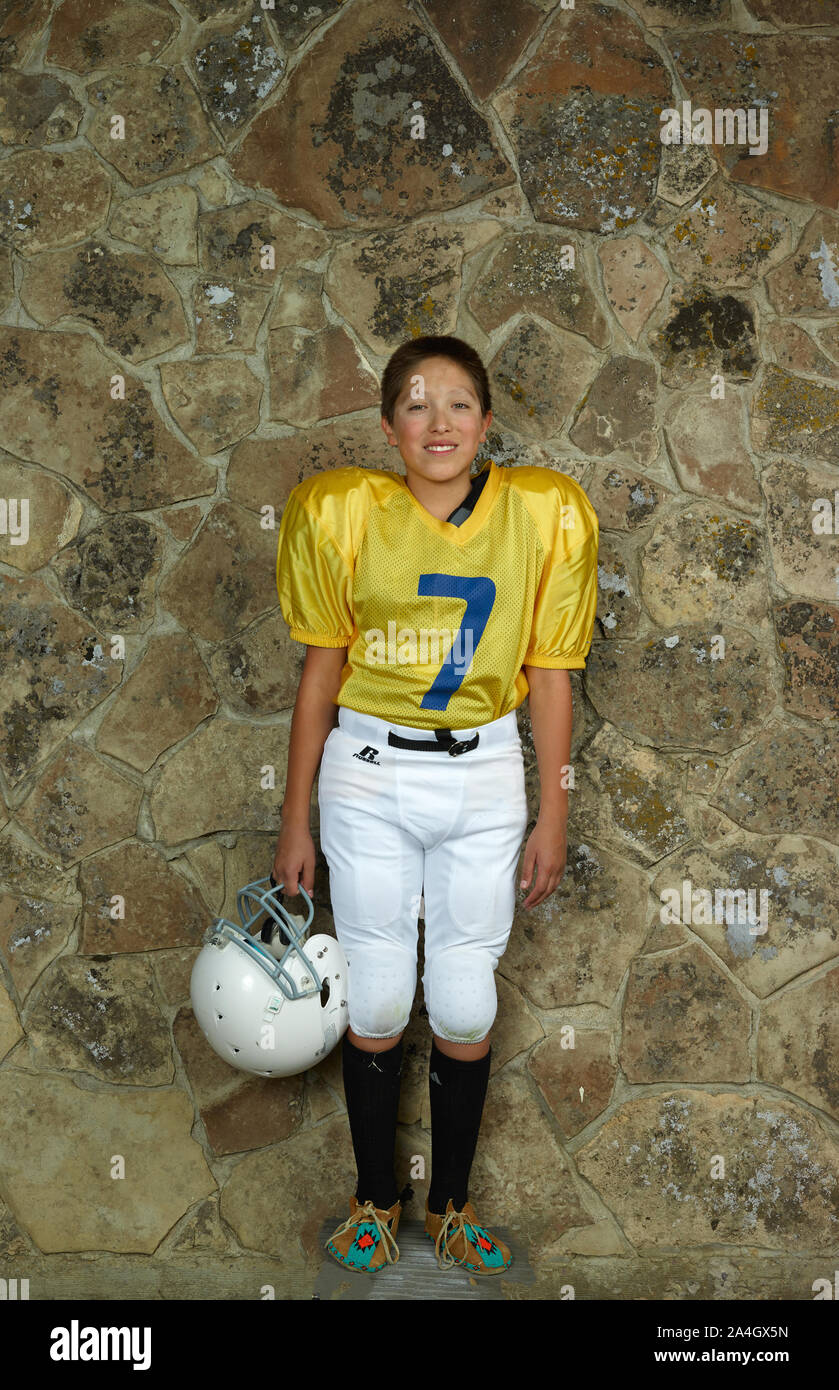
[434,1208,470,1270]
[327,1200,400,1265]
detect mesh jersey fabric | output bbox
[275,459,599,731]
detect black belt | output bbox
[387,727,479,756]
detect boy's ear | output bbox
[381,415,398,445]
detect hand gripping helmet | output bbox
[190,877,348,1078]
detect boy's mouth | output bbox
[424,443,458,453]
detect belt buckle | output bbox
[448,738,472,757]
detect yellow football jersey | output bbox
[276,460,599,730]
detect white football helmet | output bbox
[190,876,349,1078]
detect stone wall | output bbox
[0,0,837,1301]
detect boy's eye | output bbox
[407,401,470,410]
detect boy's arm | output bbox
[524,665,573,822]
[281,644,347,827]
[518,665,573,908]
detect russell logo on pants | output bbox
[352,745,381,764]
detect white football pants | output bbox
[317,706,529,1045]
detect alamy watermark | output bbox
[364,621,473,674]
[660,879,769,936]
[660,102,769,157]
[0,498,29,545]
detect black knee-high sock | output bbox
[341,1033,403,1211]
[427,1039,491,1215]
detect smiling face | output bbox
[380,356,492,487]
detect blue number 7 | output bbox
[416,574,496,710]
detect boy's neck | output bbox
[405,462,482,522]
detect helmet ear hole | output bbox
[320,977,331,1008]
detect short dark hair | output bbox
[380,335,491,425]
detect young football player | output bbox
[273,334,599,1276]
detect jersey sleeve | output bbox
[523,482,599,669]
[276,488,354,648]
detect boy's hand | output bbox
[519,812,567,909]
[272,823,316,898]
